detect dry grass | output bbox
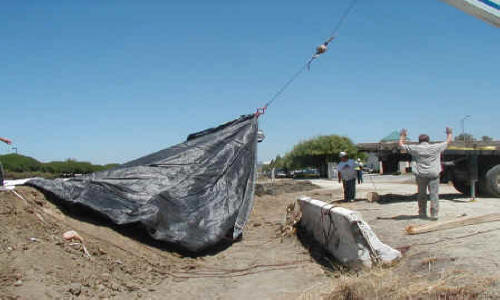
[325,267,497,300]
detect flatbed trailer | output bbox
[358,141,500,198]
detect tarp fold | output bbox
[28,114,258,252]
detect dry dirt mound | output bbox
[0,186,330,299]
[255,180,320,196]
[0,187,190,299]
[3,183,497,299]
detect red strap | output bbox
[255,105,268,118]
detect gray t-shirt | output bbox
[401,142,448,178]
[337,159,356,181]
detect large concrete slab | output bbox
[298,196,401,268]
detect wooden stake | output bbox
[406,213,500,235]
[366,192,380,202]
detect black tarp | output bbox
[28,114,259,252]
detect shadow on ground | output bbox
[35,189,236,257]
[377,193,466,204]
[376,214,423,220]
[295,224,352,274]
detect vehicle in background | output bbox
[293,168,320,179]
[362,167,374,173]
[275,169,288,178]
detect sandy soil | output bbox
[0,183,331,300]
[1,176,499,299]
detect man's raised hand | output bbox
[0,138,12,145]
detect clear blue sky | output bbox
[1,0,499,164]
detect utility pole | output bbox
[460,115,471,142]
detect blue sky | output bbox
[1,0,499,164]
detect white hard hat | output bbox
[339,151,347,157]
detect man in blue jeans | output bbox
[337,151,356,202]
[0,137,12,186]
[399,128,453,220]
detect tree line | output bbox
[265,135,366,177]
[454,134,493,143]
[0,153,118,175]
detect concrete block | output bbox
[298,196,401,268]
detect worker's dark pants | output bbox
[356,170,363,184]
[0,162,4,186]
[343,179,356,202]
[416,176,440,217]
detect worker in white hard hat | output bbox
[337,151,356,202]
[355,158,364,184]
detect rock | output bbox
[110,282,121,291]
[33,197,45,206]
[69,283,82,296]
[14,280,23,287]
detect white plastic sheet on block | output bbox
[298,196,401,268]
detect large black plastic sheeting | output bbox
[28,114,259,252]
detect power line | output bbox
[258,0,359,114]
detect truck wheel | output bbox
[485,165,500,198]
[452,179,494,197]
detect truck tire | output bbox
[485,165,500,198]
[451,178,494,197]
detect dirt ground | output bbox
[1,176,499,299]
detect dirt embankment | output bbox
[0,186,330,299]
[1,187,191,299]
[255,180,319,196]
[1,180,499,299]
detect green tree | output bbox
[283,135,359,177]
[272,155,288,170]
[0,154,42,172]
[1,154,119,177]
